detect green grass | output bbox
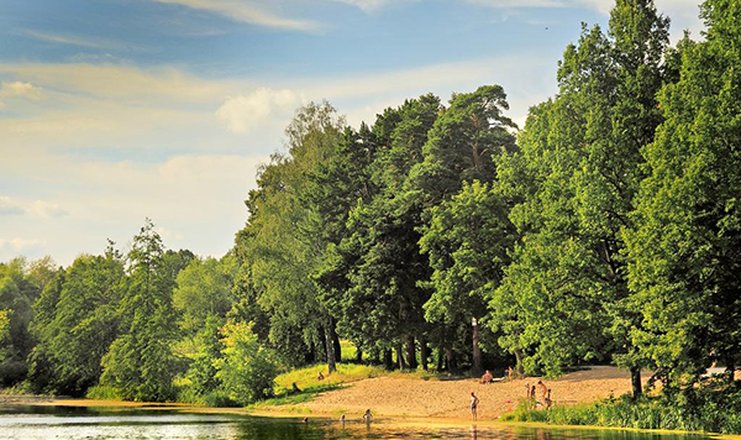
[274,362,385,395]
[339,340,358,361]
[502,382,741,434]
[86,385,123,400]
[252,361,434,408]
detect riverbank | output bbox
[3,366,738,438]
[254,365,640,420]
[0,366,640,417]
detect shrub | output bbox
[503,380,741,434]
[214,322,278,406]
[86,384,123,400]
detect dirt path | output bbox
[266,366,639,420]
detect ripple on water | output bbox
[0,406,714,440]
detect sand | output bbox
[258,366,642,420]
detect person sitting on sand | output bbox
[480,370,493,384]
[363,409,372,423]
[317,371,325,381]
[470,391,479,420]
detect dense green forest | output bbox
[1,0,738,414]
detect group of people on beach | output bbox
[526,380,552,409]
[471,372,553,420]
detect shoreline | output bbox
[4,366,739,439]
[1,396,739,440]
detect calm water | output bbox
[0,405,713,440]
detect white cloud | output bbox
[22,29,140,51]
[0,81,43,109]
[0,63,230,103]
[0,197,24,215]
[0,238,44,253]
[216,88,304,134]
[153,0,322,31]
[28,200,69,219]
[0,196,68,218]
[467,0,562,7]
[0,63,245,153]
[329,0,396,12]
[0,81,42,99]
[0,153,267,264]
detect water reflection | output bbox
[0,405,713,440]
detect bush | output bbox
[86,385,123,400]
[214,322,278,406]
[503,380,741,434]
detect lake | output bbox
[0,405,713,440]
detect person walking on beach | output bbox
[363,409,372,424]
[470,391,479,420]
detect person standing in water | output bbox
[470,392,480,420]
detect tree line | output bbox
[1,0,737,404]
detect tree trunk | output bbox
[725,356,736,385]
[383,349,393,370]
[471,318,482,375]
[630,366,642,399]
[445,347,456,373]
[330,318,341,363]
[396,344,406,370]
[355,348,363,364]
[325,318,337,374]
[405,335,417,370]
[514,348,524,376]
[318,327,327,363]
[420,339,430,371]
[436,348,444,372]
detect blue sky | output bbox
[0,0,703,265]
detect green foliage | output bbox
[0,309,13,378]
[0,257,51,385]
[27,249,125,396]
[274,362,385,394]
[176,315,224,403]
[504,380,741,434]
[625,0,741,383]
[214,321,278,406]
[99,220,180,402]
[489,0,673,382]
[323,95,441,368]
[235,102,345,368]
[0,1,736,419]
[408,85,516,204]
[85,384,123,401]
[173,256,235,334]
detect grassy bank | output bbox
[251,362,431,409]
[502,382,741,434]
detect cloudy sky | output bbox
[0,0,704,266]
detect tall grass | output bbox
[274,363,385,394]
[86,385,122,401]
[502,380,741,434]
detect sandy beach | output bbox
[254,365,641,420]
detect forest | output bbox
[1,0,738,416]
